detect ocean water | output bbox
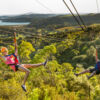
[0,20,30,26]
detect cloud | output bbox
[0,0,99,15]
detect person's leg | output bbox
[21,60,48,69]
[75,69,90,76]
[18,65,30,92]
[18,65,30,85]
[87,71,96,79]
[21,63,43,69]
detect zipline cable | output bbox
[69,0,87,29]
[35,0,54,13]
[62,0,85,31]
[63,1,92,99]
[96,0,99,13]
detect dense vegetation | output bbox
[29,13,100,30]
[1,14,100,100]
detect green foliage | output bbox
[19,40,35,62]
[0,79,27,100]
[72,55,87,62]
[8,45,15,54]
[32,44,56,63]
[28,88,41,100]
[1,22,100,100]
[62,63,73,72]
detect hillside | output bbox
[29,13,100,29]
[0,13,59,22]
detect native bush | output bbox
[18,40,35,62]
[32,44,56,63]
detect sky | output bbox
[0,0,99,15]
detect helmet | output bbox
[1,47,8,53]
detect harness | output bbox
[5,53,19,71]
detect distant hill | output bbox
[1,13,100,29]
[0,13,59,22]
[29,13,100,29]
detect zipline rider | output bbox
[0,32,47,92]
[75,46,100,79]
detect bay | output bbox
[0,20,30,26]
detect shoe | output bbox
[43,59,48,68]
[86,75,90,79]
[21,85,27,92]
[74,73,79,77]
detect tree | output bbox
[32,44,56,63]
[19,41,35,62]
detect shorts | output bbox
[89,68,100,74]
[15,65,20,71]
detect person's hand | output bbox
[14,38,16,43]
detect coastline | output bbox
[0,20,30,26]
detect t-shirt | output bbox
[1,54,19,71]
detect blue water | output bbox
[0,20,30,26]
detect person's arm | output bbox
[96,47,98,63]
[14,32,18,56]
